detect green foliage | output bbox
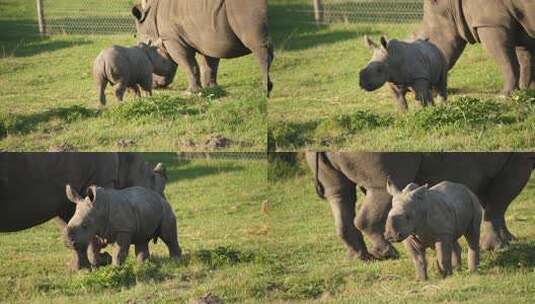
[268,152,304,181]
[195,246,256,269]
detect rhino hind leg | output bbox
[388,83,409,112]
[160,215,182,258]
[252,46,274,97]
[199,55,220,88]
[135,242,150,263]
[516,45,534,90]
[114,83,128,102]
[451,241,462,271]
[413,79,433,107]
[477,27,519,95]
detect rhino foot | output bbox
[480,231,509,251]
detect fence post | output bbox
[313,0,323,25]
[36,0,46,36]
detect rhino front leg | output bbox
[356,190,399,260]
[252,45,274,97]
[388,83,408,112]
[478,27,519,95]
[516,46,534,90]
[435,237,453,278]
[199,55,220,88]
[135,242,150,263]
[162,40,201,94]
[404,238,427,280]
[113,233,131,266]
[114,83,128,102]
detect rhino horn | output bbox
[65,184,83,204]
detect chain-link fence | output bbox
[318,0,423,23]
[176,152,266,161]
[43,0,136,35]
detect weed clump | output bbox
[196,246,255,268]
[105,95,206,120]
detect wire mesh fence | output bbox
[36,1,424,36]
[176,152,266,161]
[43,0,136,35]
[317,0,423,24]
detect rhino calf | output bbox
[93,43,177,106]
[384,179,482,280]
[64,184,181,267]
[359,36,448,111]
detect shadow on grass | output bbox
[269,3,379,52]
[0,105,99,138]
[487,241,535,269]
[171,163,244,183]
[0,20,91,58]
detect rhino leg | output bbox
[356,189,399,260]
[465,215,481,272]
[162,40,201,94]
[87,237,111,267]
[129,85,142,98]
[436,69,448,104]
[199,55,220,88]
[451,241,462,271]
[139,75,153,97]
[160,214,182,259]
[477,27,519,95]
[252,46,274,97]
[388,83,408,112]
[516,46,534,90]
[413,79,433,107]
[113,233,131,266]
[435,238,453,278]
[404,238,427,280]
[479,157,531,250]
[135,242,150,263]
[114,83,128,102]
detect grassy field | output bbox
[268,0,535,151]
[0,154,270,303]
[0,1,266,151]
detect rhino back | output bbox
[0,153,119,232]
[107,187,164,241]
[157,0,260,58]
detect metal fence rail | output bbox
[317,0,423,24]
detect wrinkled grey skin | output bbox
[93,43,176,105]
[419,0,535,95]
[306,152,534,261]
[132,0,274,96]
[385,180,482,280]
[359,36,448,111]
[65,185,181,267]
[0,153,167,270]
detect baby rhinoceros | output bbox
[93,43,176,106]
[384,179,482,280]
[64,184,181,267]
[359,36,448,111]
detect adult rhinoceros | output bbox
[306,152,534,261]
[418,0,535,95]
[0,153,167,270]
[132,0,273,96]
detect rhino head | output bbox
[359,36,390,91]
[132,0,159,45]
[384,177,429,242]
[64,185,103,250]
[138,43,177,79]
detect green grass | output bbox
[268,0,535,151]
[0,0,266,151]
[0,154,270,303]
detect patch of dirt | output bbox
[117,138,135,148]
[190,293,224,304]
[48,142,76,152]
[203,134,231,149]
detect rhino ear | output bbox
[65,184,83,205]
[154,163,167,180]
[386,176,401,196]
[85,185,97,204]
[412,184,429,199]
[363,35,378,50]
[380,36,388,50]
[402,182,420,192]
[132,5,149,22]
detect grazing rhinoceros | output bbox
[306,152,534,261]
[359,35,448,111]
[131,0,274,96]
[65,185,181,267]
[93,43,177,105]
[385,179,482,280]
[152,63,178,89]
[0,153,167,270]
[418,0,535,95]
